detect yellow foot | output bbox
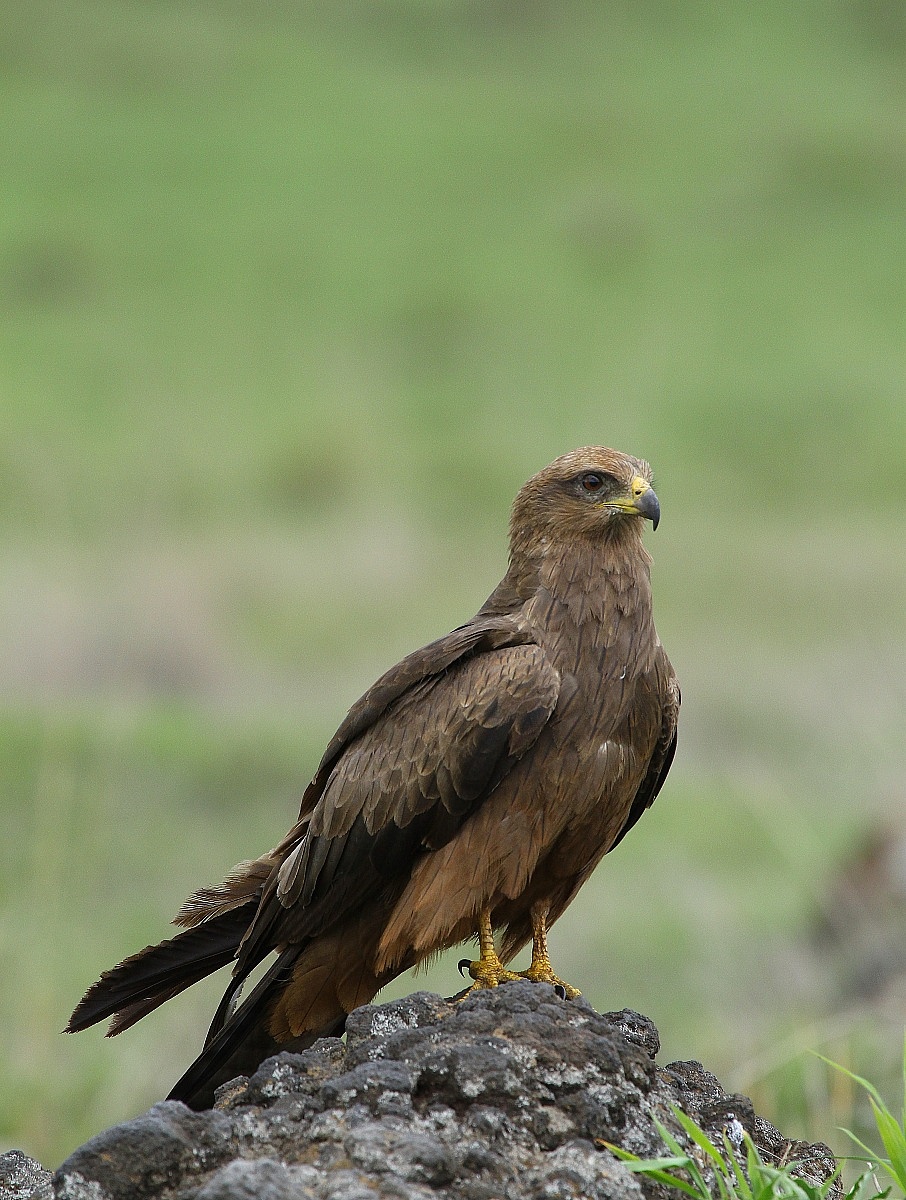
[449,906,581,1003]
[455,952,522,997]
[514,963,582,1000]
[513,904,582,999]
[451,907,524,1001]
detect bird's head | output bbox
[510,447,660,554]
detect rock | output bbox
[0,1151,53,1200]
[43,983,835,1199]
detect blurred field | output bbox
[1,0,905,1168]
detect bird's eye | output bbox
[580,473,605,492]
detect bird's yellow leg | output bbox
[515,905,582,999]
[456,908,522,993]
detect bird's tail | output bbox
[168,916,394,1109]
[165,947,346,1109]
[65,904,253,1036]
[68,892,400,1111]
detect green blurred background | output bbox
[2,0,905,1168]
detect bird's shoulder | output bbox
[300,613,551,816]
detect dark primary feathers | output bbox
[67,446,679,1109]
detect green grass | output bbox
[820,1039,906,1195]
[1,0,905,1169]
[608,1106,847,1200]
[608,1106,874,1200]
[609,1044,906,1200]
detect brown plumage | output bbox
[67,447,679,1108]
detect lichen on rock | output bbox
[45,983,835,1200]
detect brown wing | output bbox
[301,614,540,816]
[232,620,560,978]
[608,648,679,852]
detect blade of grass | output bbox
[817,1040,906,1192]
[624,1169,704,1198]
[600,1142,705,1199]
[672,1106,727,1170]
[812,1053,886,1109]
[847,1168,890,1200]
[867,1098,906,1190]
[610,1153,692,1171]
[839,1127,886,1163]
[656,1116,714,1197]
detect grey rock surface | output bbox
[44,983,833,1200]
[0,1151,53,1200]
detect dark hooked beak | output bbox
[633,485,660,530]
[604,475,661,529]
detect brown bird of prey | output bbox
[67,447,679,1109]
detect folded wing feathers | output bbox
[71,628,559,1078]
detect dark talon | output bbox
[457,958,472,977]
[554,984,567,1000]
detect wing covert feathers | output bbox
[273,642,559,913]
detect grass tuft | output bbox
[604,1104,879,1200]
[818,1039,906,1195]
